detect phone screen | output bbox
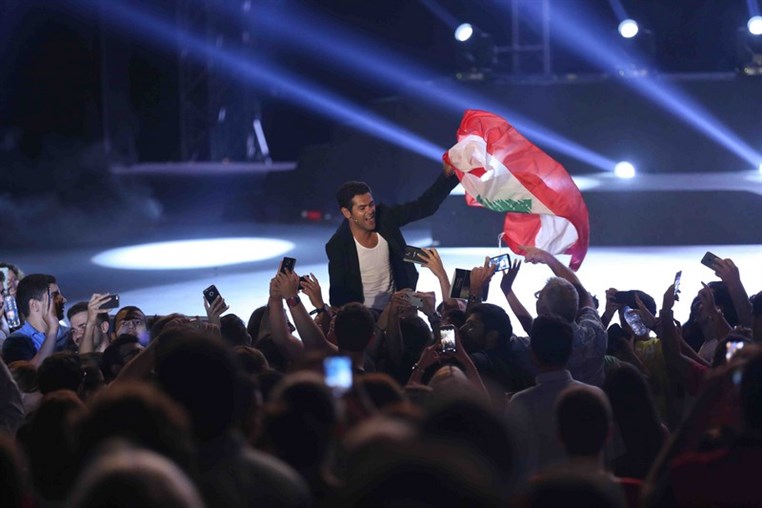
[725,341,745,361]
[440,326,456,352]
[324,356,353,395]
[673,271,682,300]
[489,253,511,271]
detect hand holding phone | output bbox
[99,294,120,309]
[439,325,456,353]
[203,284,221,305]
[280,257,296,274]
[403,246,428,264]
[673,271,682,301]
[403,292,424,309]
[701,251,720,269]
[489,253,512,272]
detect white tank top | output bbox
[354,233,394,310]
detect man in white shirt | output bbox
[325,163,458,311]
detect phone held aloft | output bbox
[203,285,220,305]
[280,257,297,273]
[701,251,720,269]
[489,253,511,271]
[99,294,120,310]
[440,325,456,352]
[403,246,427,264]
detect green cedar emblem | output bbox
[475,195,533,213]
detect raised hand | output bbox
[203,294,229,327]
[275,271,300,299]
[521,245,553,265]
[662,283,676,312]
[469,257,497,296]
[87,293,113,324]
[299,273,326,309]
[500,259,522,295]
[713,258,741,286]
[419,248,447,280]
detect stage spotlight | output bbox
[736,24,762,76]
[455,25,496,79]
[92,238,294,270]
[749,16,762,36]
[614,161,636,178]
[455,23,474,42]
[758,161,762,173]
[618,19,639,39]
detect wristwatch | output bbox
[286,296,301,308]
[309,304,328,315]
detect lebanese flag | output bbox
[443,110,589,270]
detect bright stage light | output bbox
[749,16,762,36]
[92,238,294,270]
[758,161,762,173]
[618,19,639,39]
[614,161,636,178]
[455,23,474,42]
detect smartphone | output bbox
[489,253,511,272]
[404,292,424,309]
[623,306,648,336]
[440,325,456,352]
[203,285,220,305]
[613,290,635,307]
[403,246,427,264]
[298,275,308,291]
[725,340,745,362]
[280,257,296,274]
[324,356,353,396]
[671,271,682,301]
[99,294,120,310]
[701,251,720,269]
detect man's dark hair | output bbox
[220,314,252,347]
[469,303,513,348]
[336,181,372,210]
[38,352,84,395]
[247,306,267,341]
[16,274,55,318]
[615,290,657,315]
[156,333,242,442]
[530,315,573,368]
[101,334,141,382]
[335,303,376,353]
[67,302,108,325]
[556,387,611,456]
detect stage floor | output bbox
[4,222,760,325]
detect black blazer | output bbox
[326,173,459,307]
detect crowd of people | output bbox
[1,240,760,507]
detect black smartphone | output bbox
[280,257,296,273]
[673,270,682,301]
[298,275,308,291]
[403,246,428,264]
[99,294,120,310]
[489,253,511,271]
[701,251,720,269]
[203,285,220,305]
[440,325,456,352]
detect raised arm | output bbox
[467,257,497,313]
[277,272,335,354]
[523,246,593,309]
[419,248,452,306]
[712,258,753,328]
[388,163,459,227]
[79,293,113,355]
[30,293,60,368]
[268,276,307,362]
[500,260,533,334]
